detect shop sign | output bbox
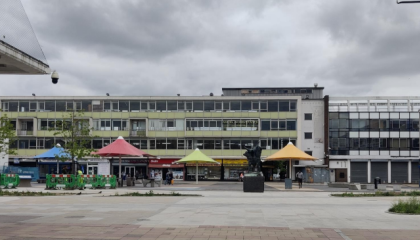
[149,159,180,164]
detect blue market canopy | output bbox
[33,144,70,159]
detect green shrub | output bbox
[389,197,420,214]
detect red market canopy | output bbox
[92,136,152,157]
[91,136,153,185]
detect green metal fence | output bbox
[97,175,117,189]
[0,174,20,188]
[45,174,117,190]
[45,174,76,190]
[76,175,100,189]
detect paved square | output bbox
[1,182,420,239]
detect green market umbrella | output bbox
[175,148,219,184]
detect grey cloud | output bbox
[2,0,419,97]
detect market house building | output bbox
[328,96,420,184]
[0,86,325,181]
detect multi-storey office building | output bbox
[328,97,420,184]
[0,87,325,181]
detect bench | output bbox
[19,175,32,187]
[378,185,387,190]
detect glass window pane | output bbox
[178,101,185,110]
[279,101,289,111]
[230,101,240,111]
[130,101,140,111]
[268,101,279,112]
[119,101,129,112]
[204,101,214,111]
[193,101,204,111]
[242,101,251,111]
[156,101,166,111]
[230,140,240,149]
[167,101,177,111]
[204,140,214,149]
[261,121,270,130]
[271,120,278,130]
[223,102,230,111]
[56,101,66,111]
[287,120,296,130]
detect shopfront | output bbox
[221,159,248,181]
[148,159,183,181]
[186,160,222,181]
[111,159,148,179]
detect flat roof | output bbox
[0,40,50,75]
[222,87,324,90]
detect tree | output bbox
[0,111,17,158]
[52,111,96,175]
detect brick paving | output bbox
[0,224,419,239]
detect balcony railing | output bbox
[130,130,146,137]
[17,129,34,136]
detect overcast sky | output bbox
[1,0,419,97]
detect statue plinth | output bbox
[243,172,264,193]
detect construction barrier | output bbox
[97,175,117,189]
[46,174,76,190]
[76,175,99,189]
[0,174,20,188]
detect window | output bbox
[230,101,240,111]
[156,101,166,111]
[119,101,129,112]
[304,151,312,156]
[287,120,296,130]
[268,101,278,112]
[167,101,177,111]
[304,132,312,139]
[304,113,312,120]
[141,101,148,111]
[204,101,214,112]
[261,120,270,131]
[193,101,203,111]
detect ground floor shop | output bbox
[329,158,419,183]
[7,158,111,180]
[148,159,183,181]
[111,159,148,179]
[185,159,276,181]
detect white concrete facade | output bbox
[299,99,324,166]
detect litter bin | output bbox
[374,177,381,189]
[126,177,133,186]
[285,178,292,189]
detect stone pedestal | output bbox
[243,175,264,193]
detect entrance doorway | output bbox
[87,166,98,175]
[125,166,135,178]
[335,169,347,182]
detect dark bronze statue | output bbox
[243,145,262,172]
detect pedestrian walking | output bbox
[169,171,174,185]
[296,170,303,188]
[165,171,170,185]
[135,170,139,180]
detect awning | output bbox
[149,164,183,168]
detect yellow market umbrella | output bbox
[264,142,317,179]
[175,148,219,184]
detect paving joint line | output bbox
[334,228,352,240]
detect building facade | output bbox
[0,90,324,181]
[328,97,420,184]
